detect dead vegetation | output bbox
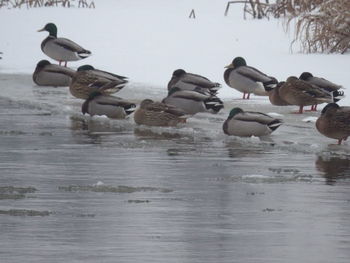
[280,0,350,54]
[0,0,95,9]
[225,0,350,54]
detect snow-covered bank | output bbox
[0,0,349,102]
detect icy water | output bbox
[1,73,350,263]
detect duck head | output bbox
[77,65,95,71]
[38,23,58,37]
[36,60,51,69]
[299,72,313,81]
[140,99,154,108]
[225,57,247,69]
[228,107,244,118]
[321,103,339,115]
[172,69,187,77]
[82,91,103,115]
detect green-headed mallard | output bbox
[38,23,91,67]
[299,72,344,111]
[134,99,187,127]
[162,87,224,115]
[224,57,278,99]
[51,65,128,99]
[81,91,136,119]
[168,69,221,95]
[316,103,350,145]
[32,60,74,87]
[279,76,334,114]
[223,107,283,137]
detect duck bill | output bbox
[224,63,234,69]
[37,28,45,32]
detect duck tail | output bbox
[78,49,92,59]
[209,83,222,94]
[263,77,278,90]
[204,97,224,113]
[124,104,137,115]
[268,119,283,131]
[333,90,345,102]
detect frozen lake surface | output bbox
[1,74,350,262]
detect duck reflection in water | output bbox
[316,155,350,185]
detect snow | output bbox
[0,0,349,103]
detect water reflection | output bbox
[316,156,350,184]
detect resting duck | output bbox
[162,87,224,115]
[32,60,74,87]
[266,81,290,106]
[279,76,333,114]
[316,103,350,145]
[224,57,278,99]
[168,69,221,95]
[38,23,91,67]
[82,91,136,119]
[223,107,283,137]
[134,99,187,127]
[52,65,128,99]
[299,72,344,111]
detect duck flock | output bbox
[33,23,350,145]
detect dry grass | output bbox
[270,0,350,53]
[0,0,95,9]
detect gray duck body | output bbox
[224,57,277,99]
[38,23,91,64]
[223,108,282,137]
[168,69,221,95]
[162,87,223,115]
[32,60,74,87]
[82,92,136,119]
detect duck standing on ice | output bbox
[38,23,91,67]
[224,57,278,99]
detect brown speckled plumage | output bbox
[316,103,350,145]
[134,99,187,127]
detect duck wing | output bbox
[91,69,128,81]
[234,111,279,125]
[236,66,276,84]
[180,73,220,89]
[308,76,342,92]
[169,90,210,102]
[54,37,89,53]
[146,102,186,116]
[93,95,135,108]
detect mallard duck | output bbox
[51,65,128,99]
[38,23,91,67]
[81,91,136,119]
[316,103,350,145]
[224,57,278,99]
[134,99,187,127]
[267,81,290,106]
[162,87,224,115]
[279,76,334,114]
[299,72,344,111]
[32,60,74,87]
[168,69,221,95]
[223,107,283,137]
